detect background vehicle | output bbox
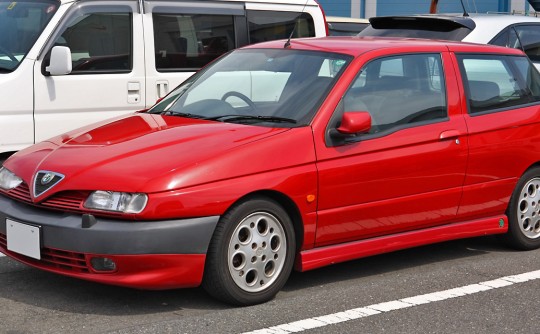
[327,16,369,35]
[2,37,540,305]
[358,13,540,70]
[0,0,327,155]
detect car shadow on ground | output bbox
[0,235,514,316]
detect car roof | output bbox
[243,36,525,57]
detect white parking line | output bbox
[242,269,540,334]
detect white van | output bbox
[0,0,327,155]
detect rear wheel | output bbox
[506,167,540,250]
[203,197,296,305]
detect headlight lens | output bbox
[0,167,23,190]
[84,191,148,214]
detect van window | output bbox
[247,11,315,43]
[342,53,447,135]
[153,13,235,71]
[53,12,132,73]
[457,55,540,114]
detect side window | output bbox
[342,53,447,134]
[457,55,539,114]
[53,12,132,73]
[514,25,540,62]
[247,11,315,44]
[491,27,522,50]
[153,13,235,71]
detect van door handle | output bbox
[439,130,461,144]
[157,80,169,98]
[127,81,140,104]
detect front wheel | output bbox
[203,197,296,305]
[505,167,540,250]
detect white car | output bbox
[359,13,540,69]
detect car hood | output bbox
[5,113,312,197]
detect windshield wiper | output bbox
[163,111,206,119]
[0,67,13,73]
[206,114,297,124]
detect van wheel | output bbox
[506,167,540,250]
[203,197,295,306]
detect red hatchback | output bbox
[2,37,540,305]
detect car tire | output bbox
[505,167,540,250]
[202,196,296,306]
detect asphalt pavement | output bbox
[1,235,539,333]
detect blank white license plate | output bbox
[6,219,41,260]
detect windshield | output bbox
[0,0,59,72]
[149,49,352,127]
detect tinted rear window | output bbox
[359,17,473,41]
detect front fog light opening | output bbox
[90,257,117,272]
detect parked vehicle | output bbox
[327,16,369,35]
[358,13,540,70]
[0,0,327,155]
[2,37,540,305]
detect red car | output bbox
[2,37,540,305]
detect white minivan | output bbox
[0,0,327,155]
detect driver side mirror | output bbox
[46,46,72,76]
[335,111,372,135]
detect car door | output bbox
[313,51,468,246]
[454,52,540,220]
[33,1,145,142]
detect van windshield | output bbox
[0,0,59,72]
[149,49,352,127]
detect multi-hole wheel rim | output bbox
[227,212,287,293]
[518,178,540,239]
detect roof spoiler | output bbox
[369,16,476,31]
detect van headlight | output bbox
[0,167,23,190]
[84,191,148,214]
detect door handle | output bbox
[157,80,169,99]
[439,130,460,140]
[127,81,140,104]
[439,130,461,145]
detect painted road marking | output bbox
[243,269,540,334]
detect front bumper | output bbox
[0,195,220,289]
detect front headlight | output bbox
[0,167,23,190]
[84,191,148,214]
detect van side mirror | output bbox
[46,46,72,76]
[335,111,371,135]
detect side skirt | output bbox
[297,215,508,272]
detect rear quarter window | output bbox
[457,54,540,114]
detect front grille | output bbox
[0,232,90,273]
[6,182,32,203]
[41,191,87,211]
[1,183,88,213]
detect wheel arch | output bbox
[230,190,305,253]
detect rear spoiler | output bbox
[369,16,476,32]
